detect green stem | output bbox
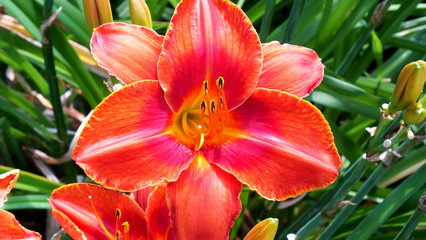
[366,116,401,155]
[42,0,68,153]
[393,194,426,240]
[259,0,276,42]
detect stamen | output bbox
[217,78,229,123]
[200,100,207,130]
[122,222,130,240]
[115,209,121,237]
[218,97,225,132]
[88,196,115,240]
[177,77,230,149]
[207,100,218,139]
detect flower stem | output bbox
[393,194,426,240]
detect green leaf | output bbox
[0,0,43,40]
[1,194,51,210]
[309,90,381,119]
[347,163,426,240]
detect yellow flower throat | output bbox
[173,77,229,150]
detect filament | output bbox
[88,196,115,240]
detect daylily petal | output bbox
[158,0,262,112]
[131,186,155,211]
[49,183,147,240]
[167,156,242,240]
[259,41,324,97]
[0,210,41,240]
[73,81,193,192]
[204,88,341,200]
[145,183,172,240]
[91,22,163,84]
[0,209,41,240]
[0,169,19,206]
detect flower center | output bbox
[173,77,229,150]
[88,195,130,240]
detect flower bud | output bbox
[403,102,426,125]
[388,60,426,113]
[129,0,153,28]
[244,218,279,240]
[83,0,113,32]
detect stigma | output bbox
[175,77,229,150]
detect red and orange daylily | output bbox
[50,183,171,240]
[0,169,41,240]
[73,0,341,237]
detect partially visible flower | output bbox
[83,0,113,31]
[129,0,153,28]
[244,218,278,240]
[0,169,41,240]
[50,178,236,239]
[403,102,426,125]
[388,60,426,114]
[49,183,166,239]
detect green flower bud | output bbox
[403,102,426,125]
[129,0,153,28]
[244,218,279,240]
[83,0,113,32]
[388,60,426,114]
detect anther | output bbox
[211,100,216,113]
[122,222,130,233]
[201,100,206,111]
[203,80,209,94]
[122,222,130,240]
[216,77,224,89]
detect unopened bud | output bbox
[129,0,153,28]
[83,0,113,32]
[244,218,278,240]
[388,60,426,113]
[403,102,426,125]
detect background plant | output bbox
[0,0,425,239]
